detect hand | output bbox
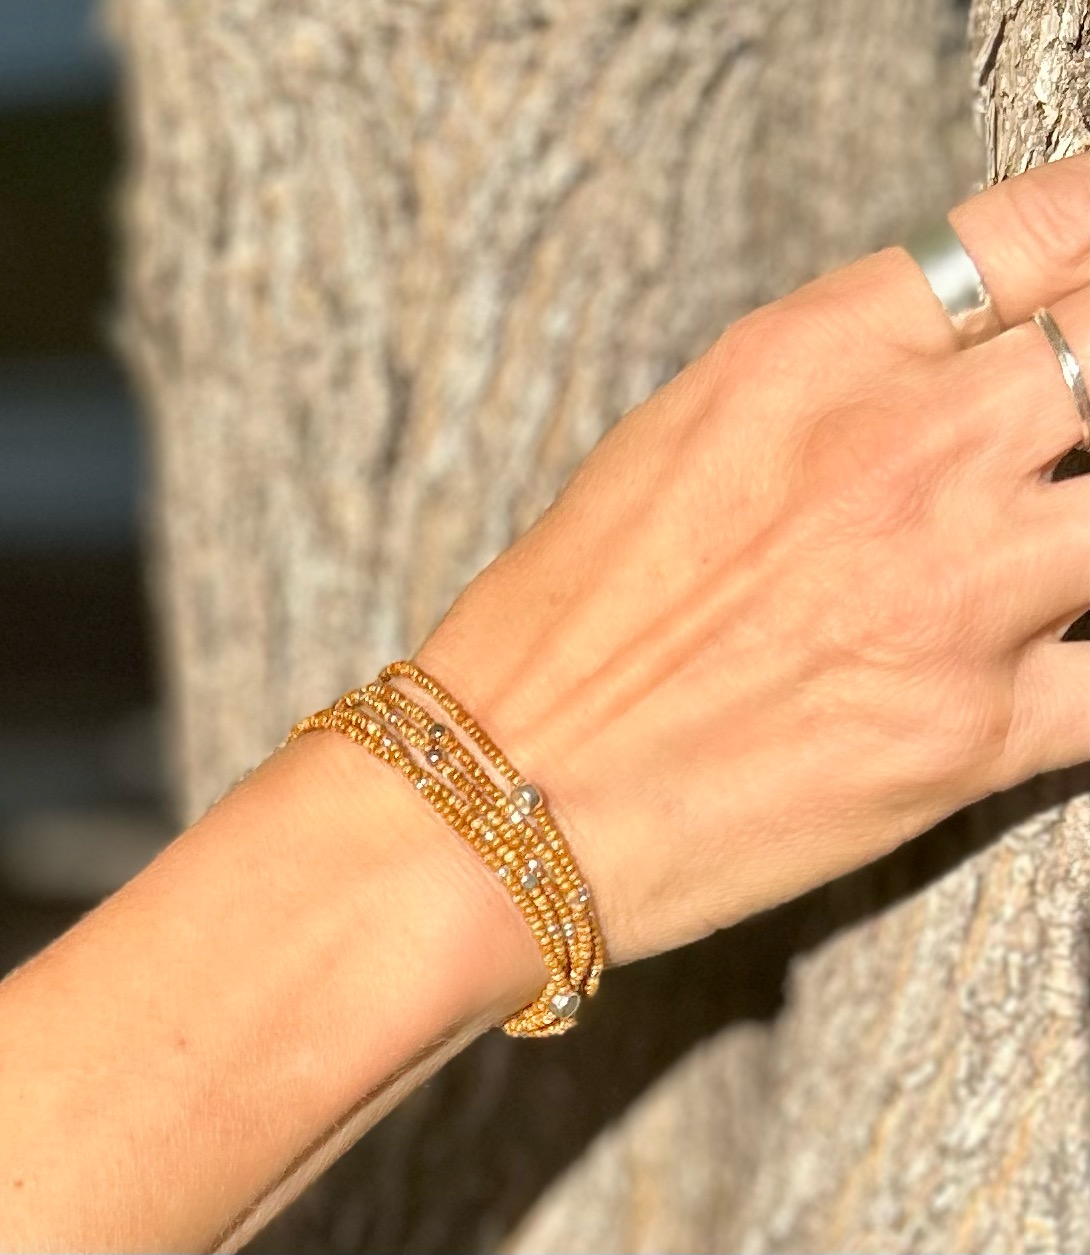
[416,153,1090,967]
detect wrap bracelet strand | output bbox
[364,666,606,990]
[346,681,597,995]
[284,659,606,1037]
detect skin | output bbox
[0,154,1087,1251]
[416,151,1090,962]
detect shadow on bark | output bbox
[246,759,1087,1254]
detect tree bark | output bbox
[972,0,1090,183]
[106,0,1088,1250]
[506,8,1090,1251]
[507,792,1090,1254]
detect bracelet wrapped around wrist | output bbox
[284,659,606,1037]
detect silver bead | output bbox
[568,887,589,909]
[520,868,539,890]
[512,782,542,812]
[387,711,402,725]
[550,991,581,1020]
[497,866,511,881]
[429,722,447,741]
[546,922,561,936]
[425,747,444,765]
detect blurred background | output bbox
[0,0,172,975]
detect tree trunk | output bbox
[106,0,1088,1250]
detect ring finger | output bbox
[948,284,1090,482]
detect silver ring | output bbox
[903,219,1002,348]
[1033,308,1090,453]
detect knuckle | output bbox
[709,302,793,380]
[799,397,955,540]
[710,297,861,410]
[911,675,1015,792]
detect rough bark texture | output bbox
[106,0,1089,1250]
[972,0,1090,182]
[507,788,1090,1254]
[107,0,980,824]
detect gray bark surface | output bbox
[972,0,1090,183]
[106,0,1088,1250]
[508,789,1090,1254]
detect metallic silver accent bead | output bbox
[387,711,402,725]
[425,748,444,765]
[520,868,539,890]
[568,887,590,908]
[550,991,581,1019]
[526,857,543,876]
[428,722,447,741]
[497,866,511,881]
[511,782,542,812]
[380,735,394,748]
[546,922,561,936]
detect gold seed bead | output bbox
[382,660,604,1026]
[375,685,582,1017]
[311,701,578,1012]
[360,681,586,979]
[285,660,607,1036]
[311,710,573,995]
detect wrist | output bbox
[413,613,634,966]
[299,727,548,1033]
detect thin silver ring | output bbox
[1033,308,1090,452]
[903,219,1002,348]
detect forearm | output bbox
[0,730,543,1252]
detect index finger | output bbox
[946,150,1090,333]
[774,152,1090,361]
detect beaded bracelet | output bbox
[284,659,606,1037]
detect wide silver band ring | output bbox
[903,219,1002,348]
[1033,308,1090,453]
